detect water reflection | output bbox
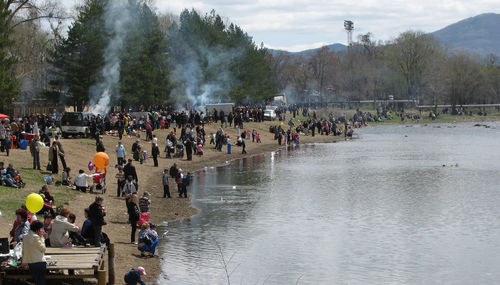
[159,122,500,285]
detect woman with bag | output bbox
[47,141,59,174]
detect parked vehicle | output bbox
[204,103,234,115]
[61,112,93,138]
[263,109,276,121]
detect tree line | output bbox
[267,31,500,106]
[0,0,276,112]
[1,0,499,113]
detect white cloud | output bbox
[65,0,500,51]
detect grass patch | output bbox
[0,168,78,221]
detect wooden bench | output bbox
[0,243,115,285]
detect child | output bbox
[256,133,261,143]
[44,175,54,185]
[68,213,88,246]
[124,266,147,285]
[197,141,203,155]
[139,192,151,213]
[62,168,72,186]
[42,213,53,246]
[140,149,147,164]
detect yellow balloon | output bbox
[93,152,109,170]
[26,193,44,213]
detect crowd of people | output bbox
[0,103,367,284]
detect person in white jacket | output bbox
[74,169,96,192]
[49,208,79,247]
[22,220,47,285]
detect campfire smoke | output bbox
[89,0,134,115]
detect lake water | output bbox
[158,122,500,285]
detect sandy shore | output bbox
[0,119,347,284]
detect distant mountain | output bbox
[268,13,500,58]
[292,43,347,56]
[268,43,346,58]
[432,13,500,56]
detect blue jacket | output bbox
[116,145,126,158]
[181,175,190,186]
[124,268,146,285]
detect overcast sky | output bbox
[66,0,499,52]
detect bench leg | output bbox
[98,269,106,285]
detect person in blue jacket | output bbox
[124,266,146,285]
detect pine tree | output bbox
[45,0,106,111]
[119,1,170,107]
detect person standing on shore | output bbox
[115,166,126,197]
[180,172,191,198]
[227,136,231,154]
[176,169,183,195]
[48,141,59,174]
[117,119,124,140]
[126,194,140,244]
[132,139,140,161]
[162,169,171,198]
[151,142,159,167]
[29,136,41,170]
[116,141,126,166]
[124,159,138,186]
[54,135,67,170]
[184,138,193,161]
[88,196,106,247]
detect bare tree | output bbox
[444,51,483,105]
[265,50,293,92]
[387,31,441,102]
[6,0,68,29]
[309,46,338,99]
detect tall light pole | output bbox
[344,20,354,46]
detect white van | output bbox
[61,112,93,138]
[264,109,276,120]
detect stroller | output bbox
[174,143,184,158]
[90,171,106,194]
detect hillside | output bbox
[432,13,500,56]
[268,43,346,58]
[269,13,500,57]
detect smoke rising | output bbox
[169,29,245,108]
[89,0,134,115]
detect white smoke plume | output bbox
[170,41,245,108]
[89,0,134,115]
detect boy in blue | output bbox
[124,266,146,285]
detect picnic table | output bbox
[0,244,115,285]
